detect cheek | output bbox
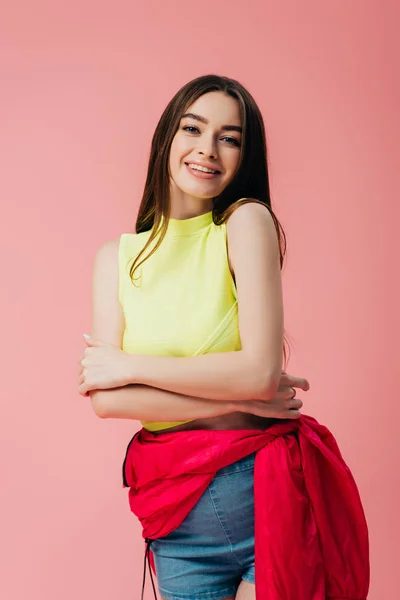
[169,137,186,173]
[223,150,241,179]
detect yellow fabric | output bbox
[118,210,241,432]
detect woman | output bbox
[78,75,369,600]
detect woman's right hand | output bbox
[240,371,310,420]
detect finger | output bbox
[83,336,113,348]
[285,409,301,419]
[276,386,297,400]
[78,380,93,396]
[78,384,87,396]
[83,335,105,347]
[283,374,310,391]
[287,398,303,410]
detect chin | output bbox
[190,190,218,201]
[174,182,217,200]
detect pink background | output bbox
[1,1,398,598]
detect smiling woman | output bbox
[79,74,369,600]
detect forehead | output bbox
[185,91,241,126]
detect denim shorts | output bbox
[150,452,256,600]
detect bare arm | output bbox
[124,202,284,401]
[91,382,306,422]
[92,385,239,420]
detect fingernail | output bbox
[83,333,91,339]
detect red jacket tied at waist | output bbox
[122,415,369,600]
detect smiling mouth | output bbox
[185,163,221,175]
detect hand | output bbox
[77,335,133,397]
[240,371,310,420]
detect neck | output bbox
[169,186,213,220]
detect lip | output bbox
[185,160,221,172]
[184,161,222,181]
[185,163,221,180]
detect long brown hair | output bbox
[130,74,290,368]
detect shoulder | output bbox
[224,201,280,290]
[95,232,143,264]
[226,200,275,235]
[93,232,140,275]
[93,236,121,267]
[92,231,148,282]
[226,199,279,251]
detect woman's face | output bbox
[169,91,242,206]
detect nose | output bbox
[197,133,218,159]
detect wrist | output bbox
[125,353,147,385]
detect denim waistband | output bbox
[213,452,256,477]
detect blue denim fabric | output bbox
[150,453,256,600]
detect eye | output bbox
[182,125,200,134]
[221,136,240,147]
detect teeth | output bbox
[188,163,218,174]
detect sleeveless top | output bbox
[118,210,241,432]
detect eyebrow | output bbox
[181,112,242,134]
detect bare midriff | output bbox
[151,412,280,435]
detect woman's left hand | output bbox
[78,336,133,397]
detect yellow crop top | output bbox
[118,210,241,431]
